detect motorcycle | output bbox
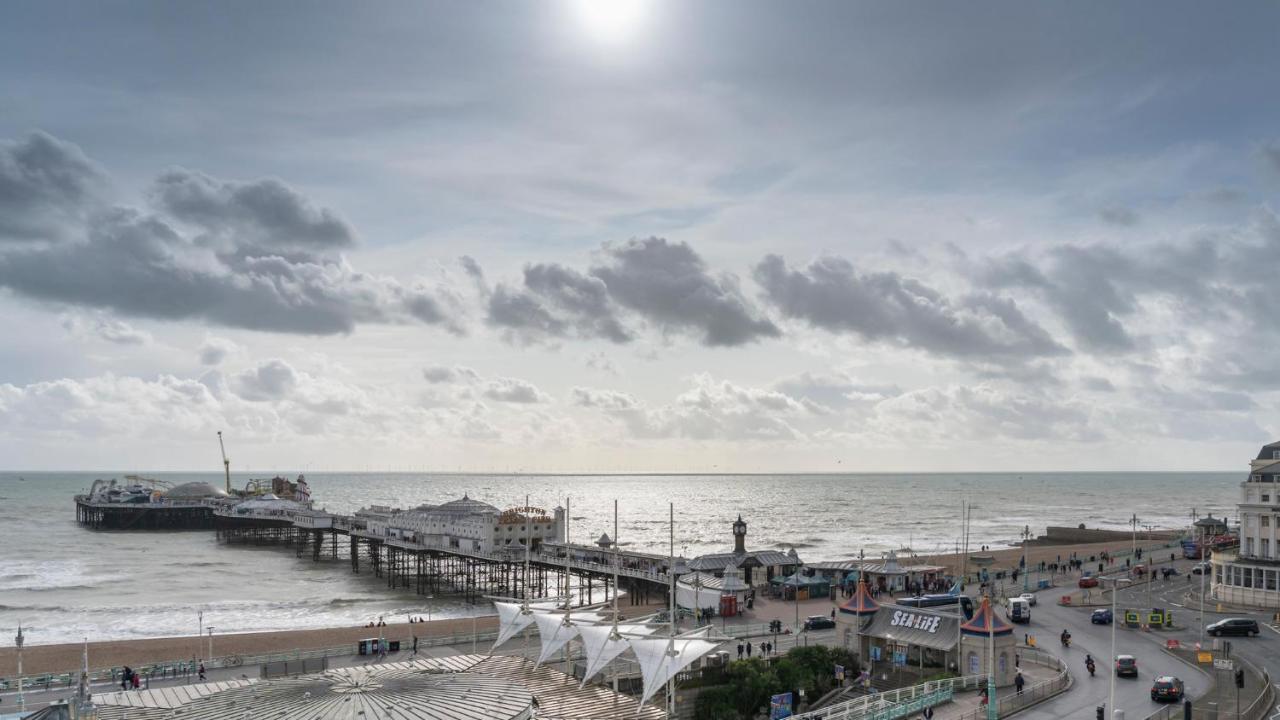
[1086,659,1096,677]
[1060,631,1071,648]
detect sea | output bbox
[0,471,1240,646]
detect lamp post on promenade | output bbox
[15,623,24,713]
[1106,576,1132,720]
[1021,525,1031,593]
[207,627,215,663]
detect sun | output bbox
[570,0,649,45]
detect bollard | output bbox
[1114,709,1124,720]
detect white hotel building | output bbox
[1212,440,1280,606]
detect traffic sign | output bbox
[1212,658,1234,671]
[1196,652,1212,664]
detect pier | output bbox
[211,502,673,607]
[74,497,217,530]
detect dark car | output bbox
[803,615,835,631]
[1151,676,1184,702]
[1079,576,1099,588]
[1161,567,1179,578]
[1091,608,1113,625]
[1116,654,1138,678]
[1207,618,1260,637]
[1191,562,1211,575]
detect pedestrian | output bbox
[1015,671,1025,695]
[198,662,206,682]
[121,667,131,691]
[746,641,753,657]
[831,608,836,620]
[737,642,744,660]
[412,635,419,656]
[132,671,141,690]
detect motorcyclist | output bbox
[1085,654,1095,676]
[1060,629,1071,647]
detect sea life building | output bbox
[1212,440,1280,606]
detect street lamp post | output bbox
[1106,576,1132,720]
[1021,525,1031,593]
[15,623,24,713]
[207,627,215,663]
[1198,524,1207,650]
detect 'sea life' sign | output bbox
[889,609,942,634]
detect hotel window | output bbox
[1246,538,1255,556]
[1264,494,1272,503]
[1264,539,1271,558]
[1268,570,1278,591]
[1264,515,1272,528]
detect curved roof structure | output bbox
[437,493,500,515]
[166,481,229,499]
[960,597,1014,636]
[92,665,533,720]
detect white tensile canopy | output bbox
[531,610,609,666]
[490,599,565,650]
[577,622,660,686]
[675,580,722,610]
[629,628,724,707]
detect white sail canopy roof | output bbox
[531,611,609,666]
[577,622,660,685]
[675,580,723,610]
[491,600,564,650]
[630,632,724,707]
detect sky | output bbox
[1,0,1279,472]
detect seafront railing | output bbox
[0,627,505,695]
[791,674,989,720]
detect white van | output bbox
[1007,597,1031,623]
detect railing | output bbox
[932,647,1068,720]
[793,675,988,720]
[0,627,504,695]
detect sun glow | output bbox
[570,0,649,45]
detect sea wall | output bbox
[1035,526,1183,545]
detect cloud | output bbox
[571,386,640,410]
[481,376,550,404]
[772,371,901,414]
[198,336,240,365]
[755,254,1066,360]
[1262,143,1280,176]
[151,168,356,253]
[233,359,299,401]
[574,375,808,442]
[1098,205,1139,226]
[0,132,108,242]
[0,132,464,336]
[591,237,779,346]
[486,263,632,344]
[62,313,152,345]
[422,365,480,384]
[872,383,1101,442]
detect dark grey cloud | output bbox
[1098,206,1139,226]
[233,359,298,401]
[0,132,107,242]
[151,169,355,253]
[1262,144,1280,176]
[486,263,632,344]
[755,254,1066,360]
[592,237,779,347]
[487,238,776,347]
[1080,376,1116,392]
[982,246,1138,353]
[0,132,464,336]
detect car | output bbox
[1151,676,1185,702]
[1207,618,1260,637]
[1018,592,1037,607]
[1191,562,1211,575]
[1115,655,1138,678]
[1091,608,1113,625]
[803,615,836,631]
[1161,567,1179,578]
[1079,576,1099,588]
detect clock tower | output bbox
[733,514,747,554]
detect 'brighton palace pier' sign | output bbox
[889,610,942,633]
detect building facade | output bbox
[1212,441,1280,606]
[362,495,566,554]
